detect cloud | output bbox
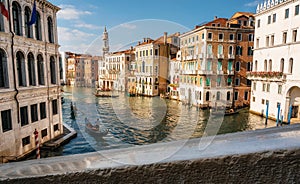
[74,23,103,30]
[245,0,260,7]
[57,5,92,20]
[119,23,137,30]
[58,27,96,42]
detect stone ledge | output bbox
[1,124,300,183]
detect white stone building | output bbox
[0,0,63,162]
[248,0,300,122]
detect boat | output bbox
[210,108,240,116]
[85,118,109,137]
[94,93,118,98]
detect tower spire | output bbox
[102,26,109,56]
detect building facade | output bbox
[248,0,300,122]
[0,0,63,162]
[179,13,254,108]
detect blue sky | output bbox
[48,0,261,55]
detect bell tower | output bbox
[102,26,109,56]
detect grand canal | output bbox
[41,87,276,157]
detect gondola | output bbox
[85,118,109,137]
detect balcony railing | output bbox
[227,70,234,75]
[228,54,235,59]
[218,54,224,59]
[247,71,286,81]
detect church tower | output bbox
[102,26,109,56]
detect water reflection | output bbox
[55,87,276,156]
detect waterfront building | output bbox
[179,13,254,108]
[134,33,179,96]
[0,0,63,162]
[168,52,181,100]
[248,0,300,122]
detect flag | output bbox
[0,2,9,20]
[28,0,37,26]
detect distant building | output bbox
[248,0,300,122]
[134,33,180,96]
[179,13,254,108]
[0,0,63,162]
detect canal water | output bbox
[42,87,276,157]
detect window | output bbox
[208,33,212,40]
[1,110,12,132]
[244,91,249,100]
[266,36,269,47]
[0,6,4,32]
[235,78,240,86]
[52,99,58,115]
[227,92,231,101]
[228,61,233,72]
[228,46,233,55]
[247,47,253,56]
[37,55,45,85]
[12,2,22,36]
[206,77,211,86]
[155,49,158,56]
[28,53,36,86]
[257,19,261,28]
[262,99,265,105]
[218,45,223,55]
[263,83,266,92]
[247,62,252,71]
[218,33,223,41]
[235,61,240,72]
[216,92,221,101]
[229,34,234,41]
[50,56,56,84]
[40,102,47,119]
[280,58,284,73]
[0,49,9,88]
[31,104,38,123]
[268,15,271,24]
[273,14,277,23]
[22,136,30,147]
[42,129,48,138]
[207,45,212,55]
[47,17,54,43]
[296,5,300,16]
[278,85,282,94]
[247,80,252,86]
[289,58,293,74]
[217,76,221,86]
[206,92,210,101]
[267,84,270,92]
[217,61,222,71]
[271,35,275,46]
[256,38,260,48]
[236,46,242,55]
[253,97,256,102]
[237,33,242,41]
[264,60,268,71]
[54,124,59,132]
[16,51,26,87]
[253,82,257,91]
[207,60,212,71]
[24,7,33,38]
[285,8,289,19]
[248,34,254,41]
[227,77,232,86]
[268,60,272,71]
[20,106,29,126]
[293,30,297,42]
[234,92,239,101]
[35,12,42,40]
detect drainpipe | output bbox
[8,0,20,124]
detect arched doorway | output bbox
[286,86,300,119]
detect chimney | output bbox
[130,46,133,50]
[143,38,146,42]
[214,16,218,20]
[164,32,168,44]
[138,41,140,45]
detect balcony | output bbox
[228,54,235,59]
[198,70,213,75]
[227,70,234,75]
[246,71,286,82]
[217,54,224,59]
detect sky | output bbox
[47,0,262,56]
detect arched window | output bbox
[268,59,272,71]
[199,91,202,100]
[235,61,241,72]
[27,53,36,86]
[289,58,293,74]
[47,17,54,43]
[35,12,42,40]
[254,60,258,71]
[264,60,267,71]
[0,49,9,88]
[218,45,223,55]
[217,91,221,101]
[12,1,22,36]
[236,46,243,55]
[280,58,284,73]
[206,91,210,101]
[227,91,231,101]
[24,7,33,38]
[50,56,56,84]
[207,44,212,55]
[229,45,233,55]
[16,51,26,87]
[37,54,45,85]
